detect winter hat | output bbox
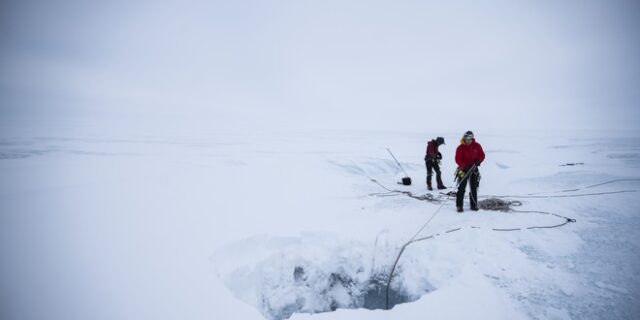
[435,137,445,145]
[463,131,474,140]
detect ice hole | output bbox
[214,235,436,320]
[255,266,425,320]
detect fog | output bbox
[1,2,640,320]
[1,0,639,136]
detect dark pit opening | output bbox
[261,267,429,320]
[362,274,413,311]
[215,235,436,320]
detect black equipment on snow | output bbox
[387,148,412,186]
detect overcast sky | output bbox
[1,0,639,136]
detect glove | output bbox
[474,160,482,167]
[457,168,465,178]
[436,152,442,160]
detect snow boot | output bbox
[471,206,479,211]
[436,176,446,190]
[457,207,464,213]
[427,175,433,191]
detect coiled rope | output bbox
[478,198,522,211]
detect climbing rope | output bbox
[582,178,640,189]
[382,165,478,309]
[381,206,576,309]
[477,198,522,211]
[369,178,638,202]
[368,177,441,202]
[485,190,635,199]
[521,178,640,196]
[370,175,639,309]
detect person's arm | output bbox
[455,146,464,168]
[475,144,485,166]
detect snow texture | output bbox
[1,131,639,320]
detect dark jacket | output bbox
[425,140,440,161]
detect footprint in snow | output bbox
[496,162,510,169]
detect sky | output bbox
[1,0,639,136]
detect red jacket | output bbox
[455,139,485,169]
[425,140,439,160]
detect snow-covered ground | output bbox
[1,130,639,320]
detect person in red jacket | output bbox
[425,137,446,190]
[455,131,485,212]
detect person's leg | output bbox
[469,172,479,210]
[434,162,445,189]
[456,175,467,210]
[426,160,434,190]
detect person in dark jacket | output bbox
[455,131,485,212]
[425,137,446,191]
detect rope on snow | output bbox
[478,198,522,211]
[369,175,638,309]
